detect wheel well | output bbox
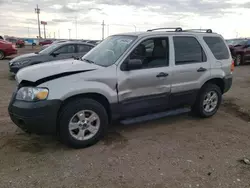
[57,93,111,129]
[203,78,224,93]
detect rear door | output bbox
[170,35,209,107]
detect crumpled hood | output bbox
[16,59,101,83]
[10,53,38,63]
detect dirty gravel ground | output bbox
[1,50,250,188]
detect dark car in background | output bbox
[226,38,250,66]
[39,39,53,46]
[9,41,95,73]
[85,40,102,45]
[0,40,17,60]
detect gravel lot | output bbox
[1,48,250,188]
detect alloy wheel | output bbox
[68,110,100,141]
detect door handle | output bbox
[197,67,207,72]
[156,72,168,78]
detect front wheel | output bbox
[192,84,222,118]
[58,98,108,148]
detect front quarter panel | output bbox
[38,65,118,104]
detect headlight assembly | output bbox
[13,59,31,66]
[16,87,49,101]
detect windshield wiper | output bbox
[83,58,95,64]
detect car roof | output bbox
[114,30,221,38]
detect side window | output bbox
[54,45,75,54]
[77,45,92,53]
[203,37,230,60]
[129,37,169,68]
[174,36,207,65]
[247,40,250,46]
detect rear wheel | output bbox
[0,50,5,60]
[235,54,243,66]
[192,84,222,118]
[58,98,108,148]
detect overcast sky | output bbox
[0,0,250,39]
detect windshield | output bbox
[226,39,247,46]
[82,35,137,67]
[39,43,61,54]
[236,40,247,46]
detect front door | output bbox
[170,36,210,107]
[117,37,172,118]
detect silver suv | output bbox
[8,28,234,148]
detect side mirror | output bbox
[51,52,60,57]
[126,59,143,70]
[72,55,80,60]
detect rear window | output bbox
[173,36,207,65]
[203,37,230,60]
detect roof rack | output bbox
[183,29,213,33]
[147,27,182,32]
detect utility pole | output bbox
[41,21,47,39]
[35,4,41,38]
[58,30,60,39]
[68,29,71,39]
[133,25,136,32]
[54,32,56,39]
[102,20,105,40]
[27,26,30,37]
[43,24,46,39]
[75,16,78,39]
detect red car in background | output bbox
[5,37,25,48]
[226,38,250,66]
[39,39,53,46]
[0,40,17,60]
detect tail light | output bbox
[231,59,234,72]
[12,44,16,49]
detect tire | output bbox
[58,98,108,148]
[192,84,222,118]
[235,54,243,66]
[0,50,5,60]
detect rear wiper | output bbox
[83,58,95,64]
